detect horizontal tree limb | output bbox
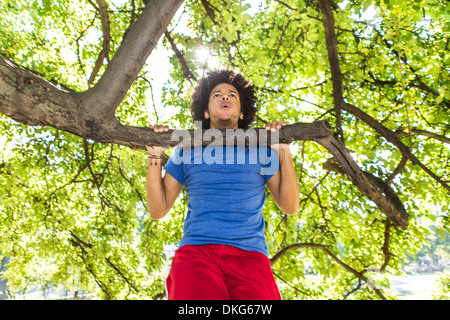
[105,121,334,149]
[0,53,408,229]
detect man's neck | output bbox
[210,120,239,130]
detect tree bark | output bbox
[0,57,408,229]
[0,0,408,229]
[315,0,449,194]
[317,0,344,141]
[0,0,185,137]
[317,136,408,229]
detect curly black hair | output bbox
[191,69,257,129]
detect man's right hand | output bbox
[146,124,184,220]
[149,124,169,133]
[146,124,170,157]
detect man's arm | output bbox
[265,122,300,215]
[146,125,184,220]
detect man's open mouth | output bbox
[220,103,230,109]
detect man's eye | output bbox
[214,93,221,98]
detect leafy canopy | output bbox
[0,0,449,299]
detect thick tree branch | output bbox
[0,0,410,230]
[318,136,408,229]
[317,0,344,141]
[0,55,82,130]
[0,57,331,146]
[315,0,449,192]
[99,121,335,149]
[0,0,184,137]
[0,57,408,227]
[323,157,408,229]
[79,0,184,119]
[0,53,409,228]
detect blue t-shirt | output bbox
[164,146,279,257]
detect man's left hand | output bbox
[264,120,288,132]
[265,121,290,151]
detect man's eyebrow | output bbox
[210,89,239,95]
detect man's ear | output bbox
[240,113,244,120]
[204,110,210,119]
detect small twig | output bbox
[271,242,387,299]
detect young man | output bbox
[146,69,299,300]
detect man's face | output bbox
[205,83,243,129]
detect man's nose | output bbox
[222,95,229,101]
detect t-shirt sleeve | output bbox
[261,147,280,182]
[163,148,185,185]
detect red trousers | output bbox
[166,244,281,300]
